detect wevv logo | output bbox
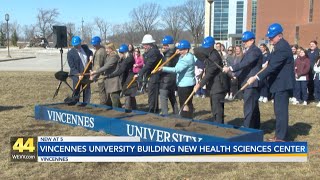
[10,137,37,162]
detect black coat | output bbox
[231,44,263,88]
[137,45,163,83]
[258,38,295,93]
[194,47,229,95]
[160,47,179,90]
[107,54,136,95]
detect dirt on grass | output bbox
[48,103,245,137]
[0,71,319,179]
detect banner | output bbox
[10,136,308,162]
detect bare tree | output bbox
[23,24,36,42]
[123,21,141,44]
[162,6,184,42]
[66,22,76,46]
[130,3,161,34]
[180,0,205,46]
[10,21,21,36]
[36,8,59,38]
[82,22,94,44]
[94,17,110,43]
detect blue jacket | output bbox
[162,53,195,87]
[258,38,295,93]
[231,44,263,88]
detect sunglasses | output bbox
[228,49,233,51]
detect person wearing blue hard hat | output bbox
[247,23,295,142]
[67,36,93,104]
[99,43,138,112]
[91,36,101,46]
[160,39,195,119]
[90,36,117,107]
[91,41,122,108]
[202,36,215,48]
[223,31,262,129]
[193,36,229,124]
[159,35,179,116]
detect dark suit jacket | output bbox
[258,38,295,93]
[138,45,163,83]
[194,46,228,95]
[231,44,263,88]
[67,45,93,83]
[160,47,179,90]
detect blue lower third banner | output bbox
[33,136,308,162]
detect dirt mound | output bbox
[48,104,245,138]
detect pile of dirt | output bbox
[48,104,246,138]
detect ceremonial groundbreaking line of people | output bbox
[66,23,319,142]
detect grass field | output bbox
[0,71,319,179]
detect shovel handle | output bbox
[127,76,137,89]
[73,58,93,95]
[151,52,178,74]
[213,61,235,79]
[179,91,196,114]
[232,65,268,99]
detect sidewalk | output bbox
[0,56,36,62]
[0,47,70,72]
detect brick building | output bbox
[256,0,320,48]
[205,0,320,47]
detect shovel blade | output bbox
[64,96,79,106]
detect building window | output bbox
[236,1,244,34]
[309,0,314,22]
[213,0,229,41]
[251,0,257,34]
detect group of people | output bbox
[67,22,305,142]
[290,42,320,107]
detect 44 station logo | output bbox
[10,137,37,162]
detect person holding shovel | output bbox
[99,44,137,113]
[223,31,263,129]
[193,36,229,124]
[90,36,107,105]
[134,34,163,113]
[90,41,122,108]
[67,36,93,103]
[247,23,295,141]
[159,35,179,116]
[159,40,195,119]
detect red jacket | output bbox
[295,56,310,80]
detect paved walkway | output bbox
[0,47,71,72]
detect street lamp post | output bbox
[5,13,11,58]
[207,0,214,37]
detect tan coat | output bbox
[93,46,107,83]
[96,51,122,93]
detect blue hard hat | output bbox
[242,31,255,41]
[91,36,101,46]
[71,36,81,46]
[119,44,129,53]
[266,23,283,38]
[202,36,215,48]
[162,35,174,45]
[177,39,191,50]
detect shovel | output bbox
[54,71,90,82]
[230,65,268,101]
[63,59,93,105]
[151,51,178,74]
[175,90,196,127]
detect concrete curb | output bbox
[0,56,36,62]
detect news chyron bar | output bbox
[10,137,38,162]
[10,136,308,162]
